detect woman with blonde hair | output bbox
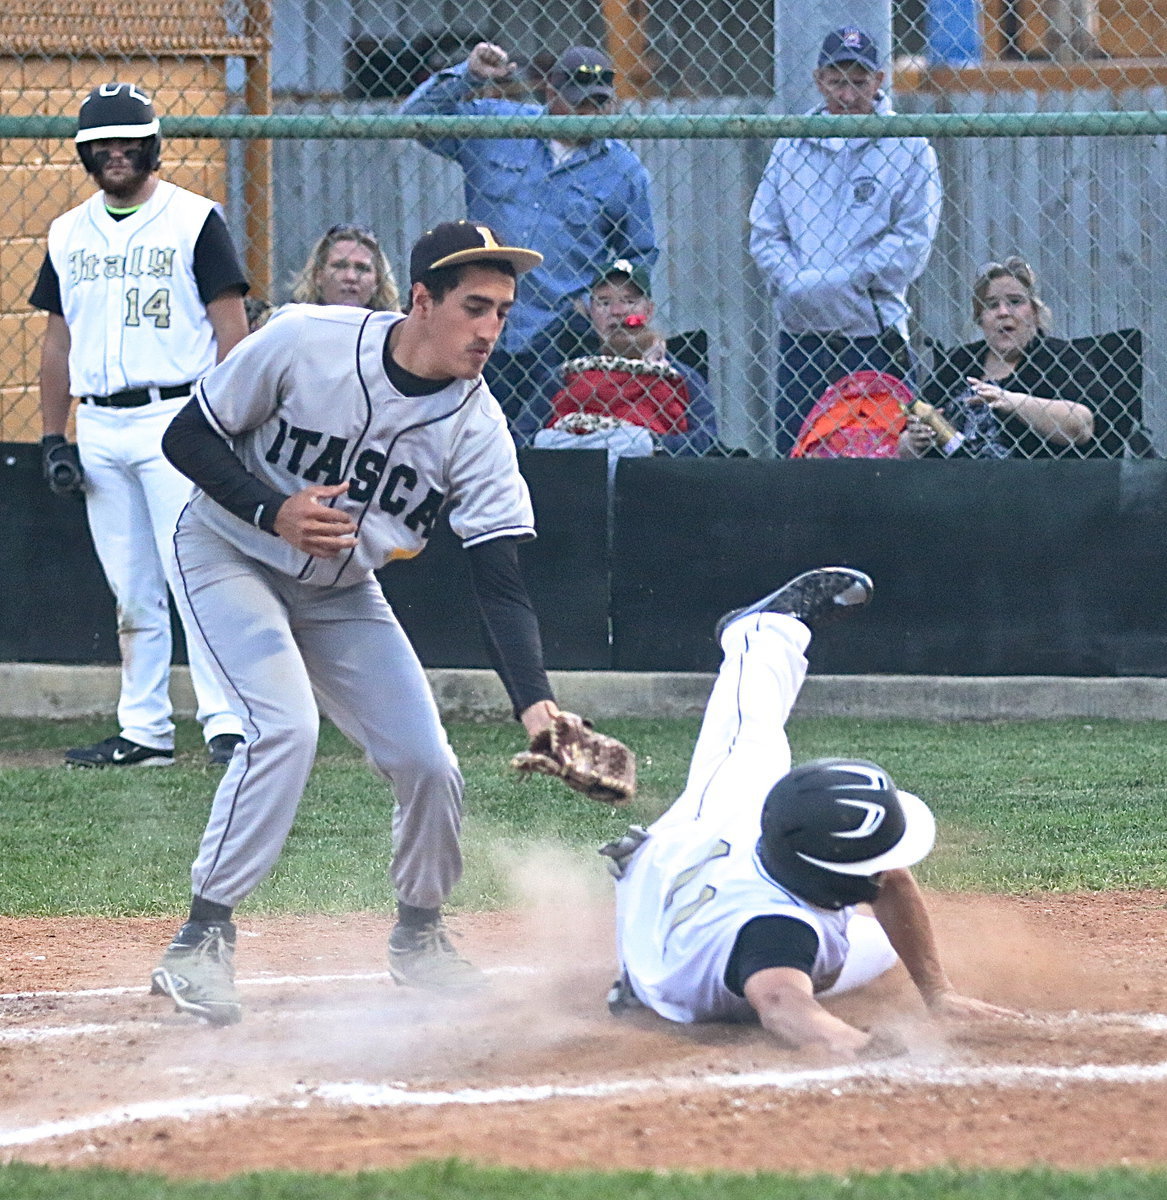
[290,224,400,310]
[899,256,1096,458]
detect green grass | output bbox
[2,716,1165,1196]
[1,1163,1167,1199]
[1,714,1165,916]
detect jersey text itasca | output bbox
[263,417,444,539]
[189,305,535,588]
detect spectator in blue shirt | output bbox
[401,41,659,439]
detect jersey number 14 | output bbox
[124,287,171,328]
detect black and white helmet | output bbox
[75,83,161,173]
[757,758,936,910]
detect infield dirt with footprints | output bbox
[2,890,1166,1178]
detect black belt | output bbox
[83,383,194,408]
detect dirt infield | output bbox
[2,888,1166,1179]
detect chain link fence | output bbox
[2,0,1165,459]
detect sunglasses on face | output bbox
[975,258,1033,282]
[325,224,378,242]
[564,64,615,87]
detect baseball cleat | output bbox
[150,920,242,1026]
[388,920,485,992]
[207,733,244,767]
[715,567,873,642]
[64,735,175,769]
[607,970,644,1016]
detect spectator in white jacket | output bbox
[749,28,942,455]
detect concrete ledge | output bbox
[3,663,1167,722]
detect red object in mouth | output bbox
[623,313,647,328]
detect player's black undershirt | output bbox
[723,915,820,996]
[162,400,289,533]
[381,332,454,395]
[29,208,248,315]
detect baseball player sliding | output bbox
[605,567,1019,1058]
[32,82,248,768]
[149,221,632,1025]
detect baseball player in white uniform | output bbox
[33,82,248,768]
[149,221,568,1025]
[606,568,1017,1058]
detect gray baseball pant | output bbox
[173,516,464,910]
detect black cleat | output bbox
[64,735,174,769]
[714,567,873,642]
[207,733,244,767]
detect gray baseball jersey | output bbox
[191,304,535,585]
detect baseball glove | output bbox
[41,435,84,497]
[511,711,636,805]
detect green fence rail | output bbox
[4,111,1167,140]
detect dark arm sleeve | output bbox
[29,252,63,314]
[161,397,288,533]
[192,210,249,304]
[465,536,555,718]
[724,915,821,997]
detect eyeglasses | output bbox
[562,64,615,88]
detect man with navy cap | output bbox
[749,28,942,455]
[402,42,658,441]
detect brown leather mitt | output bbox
[511,711,636,805]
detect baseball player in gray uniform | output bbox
[605,568,1018,1058]
[150,221,567,1025]
[32,82,248,768]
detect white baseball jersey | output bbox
[47,180,220,396]
[190,304,535,588]
[615,799,853,1023]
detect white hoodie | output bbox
[748,95,942,339]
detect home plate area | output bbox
[1,894,1166,1178]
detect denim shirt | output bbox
[402,62,659,353]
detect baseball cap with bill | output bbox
[548,45,616,104]
[409,220,543,284]
[594,257,652,298]
[817,27,881,71]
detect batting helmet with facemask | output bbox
[75,83,162,175]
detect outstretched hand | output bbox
[273,482,358,557]
[927,988,1025,1023]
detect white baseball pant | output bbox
[76,396,242,749]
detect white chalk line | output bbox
[3,998,1164,1048]
[312,1058,1167,1108]
[0,963,535,1003]
[5,1057,1167,1152]
[0,1095,260,1149]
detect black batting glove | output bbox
[41,435,84,496]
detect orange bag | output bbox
[790,370,913,459]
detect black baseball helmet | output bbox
[757,758,936,910]
[75,83,162,174]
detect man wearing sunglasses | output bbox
[402,42,658,444]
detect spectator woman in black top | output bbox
[898,257,1095,459]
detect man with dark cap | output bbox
[603,566,1018,1058]
[148,221,577,1025]
[402,42,658,440]
[749,28,942,455]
